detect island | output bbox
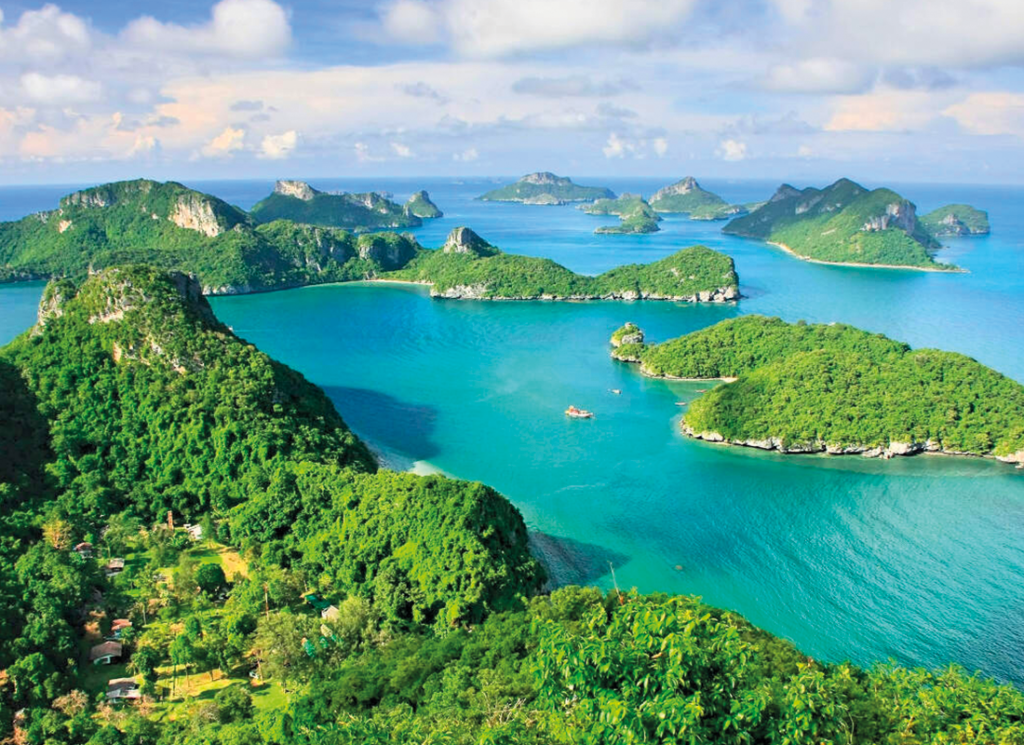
[385,227,739,300]
[404,189,444,219]
[722,178,956,270]
[582,194,662,234]
[250,180,441,229]
[921,204,990,237]
[610,315,1024,464]
[478,172,614,204]
[649,176,746,220]
[0,179,428,295]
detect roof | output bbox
[321,605,340,620]
[74,542,93,551]
[89,641,123,661]
[107,678,138,691]
[105,558,125,570]
[111,618,132,630]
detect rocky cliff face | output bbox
[521,172,571,186]
[769,184,803,203]
[861,201,917,234]
[274,180,318,201]
[651,176,699,201]
[170,194,228,238]
[442,227,495,256]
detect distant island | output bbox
[920,204,990,237]
[478,172,614,204]
[649,177,748,220]
[611,315,1024,464]
[723,178,958,270]
[0,179,429,294]
[386,227,739,301]
[250,180,442,229]
[581,194,662,234]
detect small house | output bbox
[185,524,203,541]
[73,542,94,559]
[90,641,123,665]
[106,678,141,701]
[104,558,125,578]
[321,605,340,621]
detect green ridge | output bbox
[478,172,614,204]
[921,203,990,237]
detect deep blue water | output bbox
[1,177,1023,684]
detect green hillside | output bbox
[478,172,614,203]
[921,204,990,236]
[250,180,424,230]
[649,176,744,219]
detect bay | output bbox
[2,177,1022,683]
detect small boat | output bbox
[695,389,707,393]
[675,401,687,406]
[565,405,594,419]
[610,389,622,395]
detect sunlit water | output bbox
[1,177,1023,683]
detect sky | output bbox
[0,0,1023,185]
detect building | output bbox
[106,678,141,701]
[184,524,203,541]
[90,641,123,666]
[321,605,340,621]
[104,558,125,578]
[73,542,93,558]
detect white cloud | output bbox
[390,141,413,157]
[381,0,442,44]
[354,142,384,162]
[762,58,872,94]
[797,144,812,157]
[603,132,628,158]
[0,4,92,64]
[453,146,478,161]
[20,72,101,104]
[944,93,1024,136]
[122,0,291,58]
[260,129,297,159]
[653,137,668,156]
[200,126,246,157]
[382,0,697,58]
[717,138,747,161]
[824,90,945,132]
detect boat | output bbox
[565,405,594,419]
[695,388,707,393]
[610,389,621,395]
[675,401,687,406]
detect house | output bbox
[106,678,141,701]
[73,542,93,558]
[184,524,203,541]
[105,619,132,640]
[104,558,125,578]
[90,641,123,665]
[321,605,340,621]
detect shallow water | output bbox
[2,177,1023,683]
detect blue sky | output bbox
[0,0,1023,184]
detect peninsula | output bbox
[478,172,614,204]
[386,227,738,301]
[921,204,990,236]
[723,178,955,269]
[250,180,441,229]
[611,315,1024,464]
[582,194,662,234]
[649,176,745,220]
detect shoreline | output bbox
[766,241,966,273]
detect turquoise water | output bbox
[2,178,1023,684]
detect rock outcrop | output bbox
[274,180,318,201]
[861,201,917,234]
[442,227,496,256]
[170,194,228,238]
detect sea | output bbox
[1,176,1023,683]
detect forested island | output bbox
[723,178,958,269]
[649,176,749,220]
[0,180,428,294]
[478,172,614,204]
[581,194,662,234]
[386,227,738,300]
[612,315,1024,463]
[1,267,1023,744]
[920,204,991,236]
[250,180,442,229]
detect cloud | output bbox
[260,129,297,158]
[944,93,1024,136]
[230,99,265,112]
[200,126,246,157]
[762,58,873,94]
[122,0,291,58]
[354,142,383,162]
[453,146,478,161]
[824,90,943,132]
[653,137,668,156]
[512,75,637,97]
[20,72,102,104]
[390,141,413,157]
[717,138,747,161]
[381,0,698,57]
[0,4,92,64]
[602,132,664,159]
[397,82,448,104]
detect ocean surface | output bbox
[2,177,1023,683]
